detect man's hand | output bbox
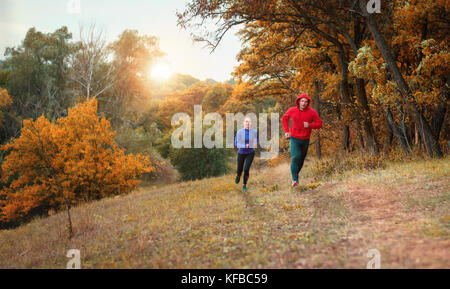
[285,132,290,139]
[304,122,310,128]
[246,144,249,148]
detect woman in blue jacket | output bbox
[234,117,259,191]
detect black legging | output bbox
[236,152,255,185]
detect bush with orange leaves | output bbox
[0,98,154,227]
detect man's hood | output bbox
[296,93,311,109]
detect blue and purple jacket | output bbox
[234,128,259,154]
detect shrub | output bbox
[156,129,232,181]
[169,146,231,181]
[386,146,430,162]
[309,151,386,180]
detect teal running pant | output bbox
[289,137,309,182]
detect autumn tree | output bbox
[0,99,153,236]
[202,83,233,112]
[354,0,446,157]
[157,81,232,131]
[105,30,165,129]
[232,21,339,156]
[93,30,168,170]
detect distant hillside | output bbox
[151,73,201,101]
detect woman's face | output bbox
[244,118,251,129]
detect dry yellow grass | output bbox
[0,156,449,268]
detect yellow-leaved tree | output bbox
[0,98,154,237]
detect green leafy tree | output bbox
[1,26,74,143]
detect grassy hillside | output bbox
[0,156,449,268]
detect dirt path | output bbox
[253,161,449,268]
[332,180,450,268]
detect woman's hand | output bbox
[285,132,290,139]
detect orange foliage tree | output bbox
[0,87,13,128]
[0,98,153,236]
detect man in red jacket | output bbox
[282,93,322,187]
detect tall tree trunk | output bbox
[344,18,379,154]
[415,123,419,145]
[342,123,351,151]
[357,122,365,149]
[356,78,379,154]
[58,185,73,239]
[395,100,412,151]
[359,0,443,157]
[431,75,449,142]
[337,48,352,152]
[383,114,393,155]
[314,81,322,160]
[385,107,409,152]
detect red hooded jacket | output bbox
[282,93,322,139]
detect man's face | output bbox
[299,98,309,110]
[244,118,251,128]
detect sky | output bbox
[0,0,242,82]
